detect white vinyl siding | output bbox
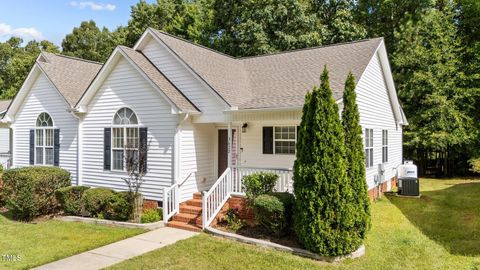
[141,39,227,122]
[238,120,299,169]
[81,58,177,201]
[178,120,215,202]
[0,128,9,153]
[356,53,403,189]
[0,128,10,167]
[12,72,78,184]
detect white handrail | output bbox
[202,166,294,229]
[202,168,233,229]
[163,183,179,223]
[162,171,197,224]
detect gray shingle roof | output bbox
[37,52,102,106]
[118,46,199,113]
[150,29,383,109]
[0,99,11,113]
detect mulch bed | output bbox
[214,222,302,249]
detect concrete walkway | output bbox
[34,227,198,270]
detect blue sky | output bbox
[0,0,154,45]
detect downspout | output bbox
[174,113,189,185]
[67,107,83,186]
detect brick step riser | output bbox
[193,194,203,200]
[186,200,202,207]
[179,208,202,215]
[172,217,202,226]
[167,223,202,232]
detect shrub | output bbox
[243,172,278,199]
[2,167,71,220]
[81,188,116,218]
[141,208,162,223]
[223,208,243,231]
[105,191,132,221]
[469,158,480,174]
[55,186,90,215]
[81,188,133,221]
[294,67,358,256]
[341,72,371,242]
[253,193,294,237]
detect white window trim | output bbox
[273,126,297,155]
[110,107,141,172]
[365,128,374,168]
[111,125,140,172]
[34,113,54,166]
[382,129,388,163]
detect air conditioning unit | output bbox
[397,161,420,196]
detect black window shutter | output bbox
[139,127,148,174]
[54,129,60,166]
[104,128,111,170]
[297,126,300,140]
[262,127,273,154]
[29,129,35,165]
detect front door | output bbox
[218,129,236,177]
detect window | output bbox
[365,128,374,168]
[35,113,54,165]
[111,108,139,171]
[274,126,296,154]
[382,130,388,163]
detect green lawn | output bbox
[0,213,144,270]
[108,178,480,270]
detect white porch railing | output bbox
[0,153,12,170]
[202,168,234,228]
[162,171,196,224]
[202,166,293,229]
[163,183,180,222]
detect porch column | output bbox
[227,122,232,168]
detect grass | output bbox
[0,213,144,270]
[108,178,480,270]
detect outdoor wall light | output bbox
[242,123,248,133]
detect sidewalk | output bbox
[34,227,198,270]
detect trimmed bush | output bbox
[243,172,278,199]
[293,67,357,256]
[55,186,90,215]
[2,167,71,220]
[81,188,132,221]
[141,208,162,223]
[81,188,116,218]
[105,191,132,221]
[252,192,294,237]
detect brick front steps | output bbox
[166,192,203,232]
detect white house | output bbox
[0,99,12,168]
[1,28,407,230]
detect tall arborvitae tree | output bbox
[294,66,358,256]
[341,72,371,240]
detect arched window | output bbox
[35,113,54,165]
[111,108,139,171]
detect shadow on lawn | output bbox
[387,181,480,256]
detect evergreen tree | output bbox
[293,66,358,256]
[393,7,475,175]
[341,72,371,240]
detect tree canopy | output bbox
[0,0,479,175]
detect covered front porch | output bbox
[163,109,301,229]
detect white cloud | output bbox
[0,23,44,41]
[70,1,116,11]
